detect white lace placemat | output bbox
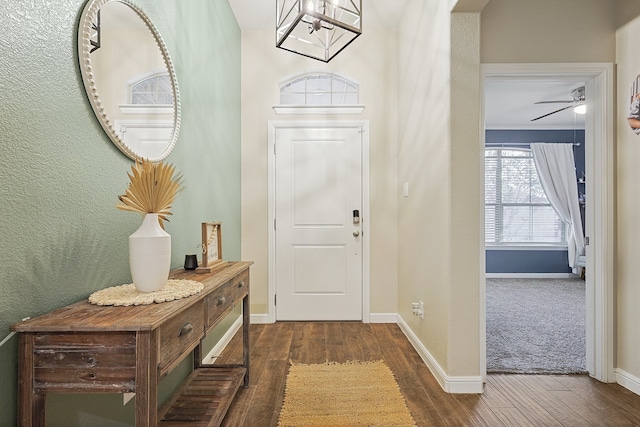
[88,279,204,306]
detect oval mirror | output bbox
[78,0,181,162]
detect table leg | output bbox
[242,291,250,387]
[17,334,45,427]
[135,330,158,426]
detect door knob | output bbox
[353,231,360,237]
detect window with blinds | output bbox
[485,148,566,246]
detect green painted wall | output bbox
[0,0,241,425]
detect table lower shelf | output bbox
[158,367,246,426]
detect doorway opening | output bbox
[481,63,615,382]
[484,79,586,374]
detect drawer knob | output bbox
[238,281,244,288]
[179,322,193,337]
[87,357,97,367]
[216,296,226,306]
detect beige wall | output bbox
[481,0,615,63]
[397,0,452,370]
[396,1,483,378]
[616,12,640,383]
[240,28,399,316]
[394,0,619,384]
[449,11,483,377]
[398,2,450,369]
[617,0,640,28]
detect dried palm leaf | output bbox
[117,159,183,227]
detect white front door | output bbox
[274,125,363,321]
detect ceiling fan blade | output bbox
[530,105,574,121]
[534,100,574,104]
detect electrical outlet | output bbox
[411,302,420,316]
[412,302,424,319]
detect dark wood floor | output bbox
[215,322,640,426]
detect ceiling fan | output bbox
[530,86,585,121]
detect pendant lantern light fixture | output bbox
[276,0,362,62]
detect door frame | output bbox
[267,120,371,323]
[481,63,615,382]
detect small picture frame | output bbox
[200,222,222,268]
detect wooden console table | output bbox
[11,261,251,426]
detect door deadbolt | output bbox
[353,210,360,224]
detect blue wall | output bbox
[485,129,585,274]
[486,249,573,274]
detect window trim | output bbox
[273,105,365,115]
[486,244,569,251]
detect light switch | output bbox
[403,182,409,197]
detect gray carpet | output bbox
[486,278,586,374]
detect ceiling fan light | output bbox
[574,104,587,115]
[276,0,362,62]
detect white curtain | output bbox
[530,143,585,274]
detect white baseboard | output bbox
[486,273,578,279]
[202,317,242,364]
[369,313,399,323]
[250,313,273,324]
[616,368,640,396]
[397,315,484,394]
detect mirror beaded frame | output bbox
[78,0,181,162]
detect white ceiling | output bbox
[227,0,411,30]
[227,1,586,130]
[484,80,586,130]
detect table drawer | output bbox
[158,300,204,374]
[231,270,249,302]
[205,281,234,329]
[32,332,136,393]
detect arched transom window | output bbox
[130,72,173,105]
[280,72,359,105]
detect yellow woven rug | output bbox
[278,360,416,427]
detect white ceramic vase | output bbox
[129,213,171,292]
